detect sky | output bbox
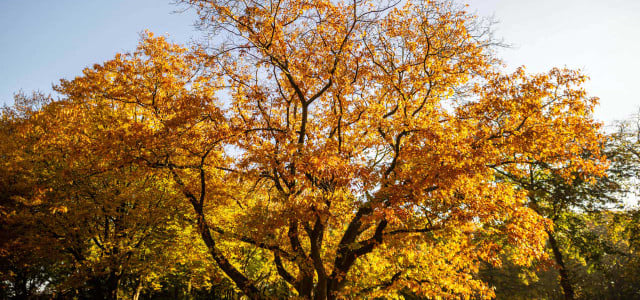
[0,0,198,106]
[471,0,640,126]
[1,0,639,125]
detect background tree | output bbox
[1,91,227,299]
[480,113,640,299]
[0,92,61,299]
[489,143,617,299]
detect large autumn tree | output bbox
[48,0,606,298]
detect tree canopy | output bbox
[2,0,635,299]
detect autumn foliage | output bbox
[0,0,613,299]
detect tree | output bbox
[49,0,606,298]
[0,92,63,299]
[0,92,226,299]
[480,210,640,300]
[480,114,640,299]
[489,142,616,300]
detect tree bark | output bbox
[548,231,575,300]
[195,212,261,299]
[15,273,29,300]
[105,269,121,300]
[132,278,142,300]
[170,165,262,299]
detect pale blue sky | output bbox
[0,0,197,106]
[1,0,639,124]
[471,0,640,125]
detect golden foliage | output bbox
[4,1,607,298]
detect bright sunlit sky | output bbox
[1,0,639,125]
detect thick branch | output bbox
[210,226,294,261]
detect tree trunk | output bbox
[548,231,575,300]
[186,277,193,300]
[132,279,143,300]
[105,269,121,300]
[194,210,261,299]
[313,279,328,300]
[15,273,29,300]
[173,168,262,299]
